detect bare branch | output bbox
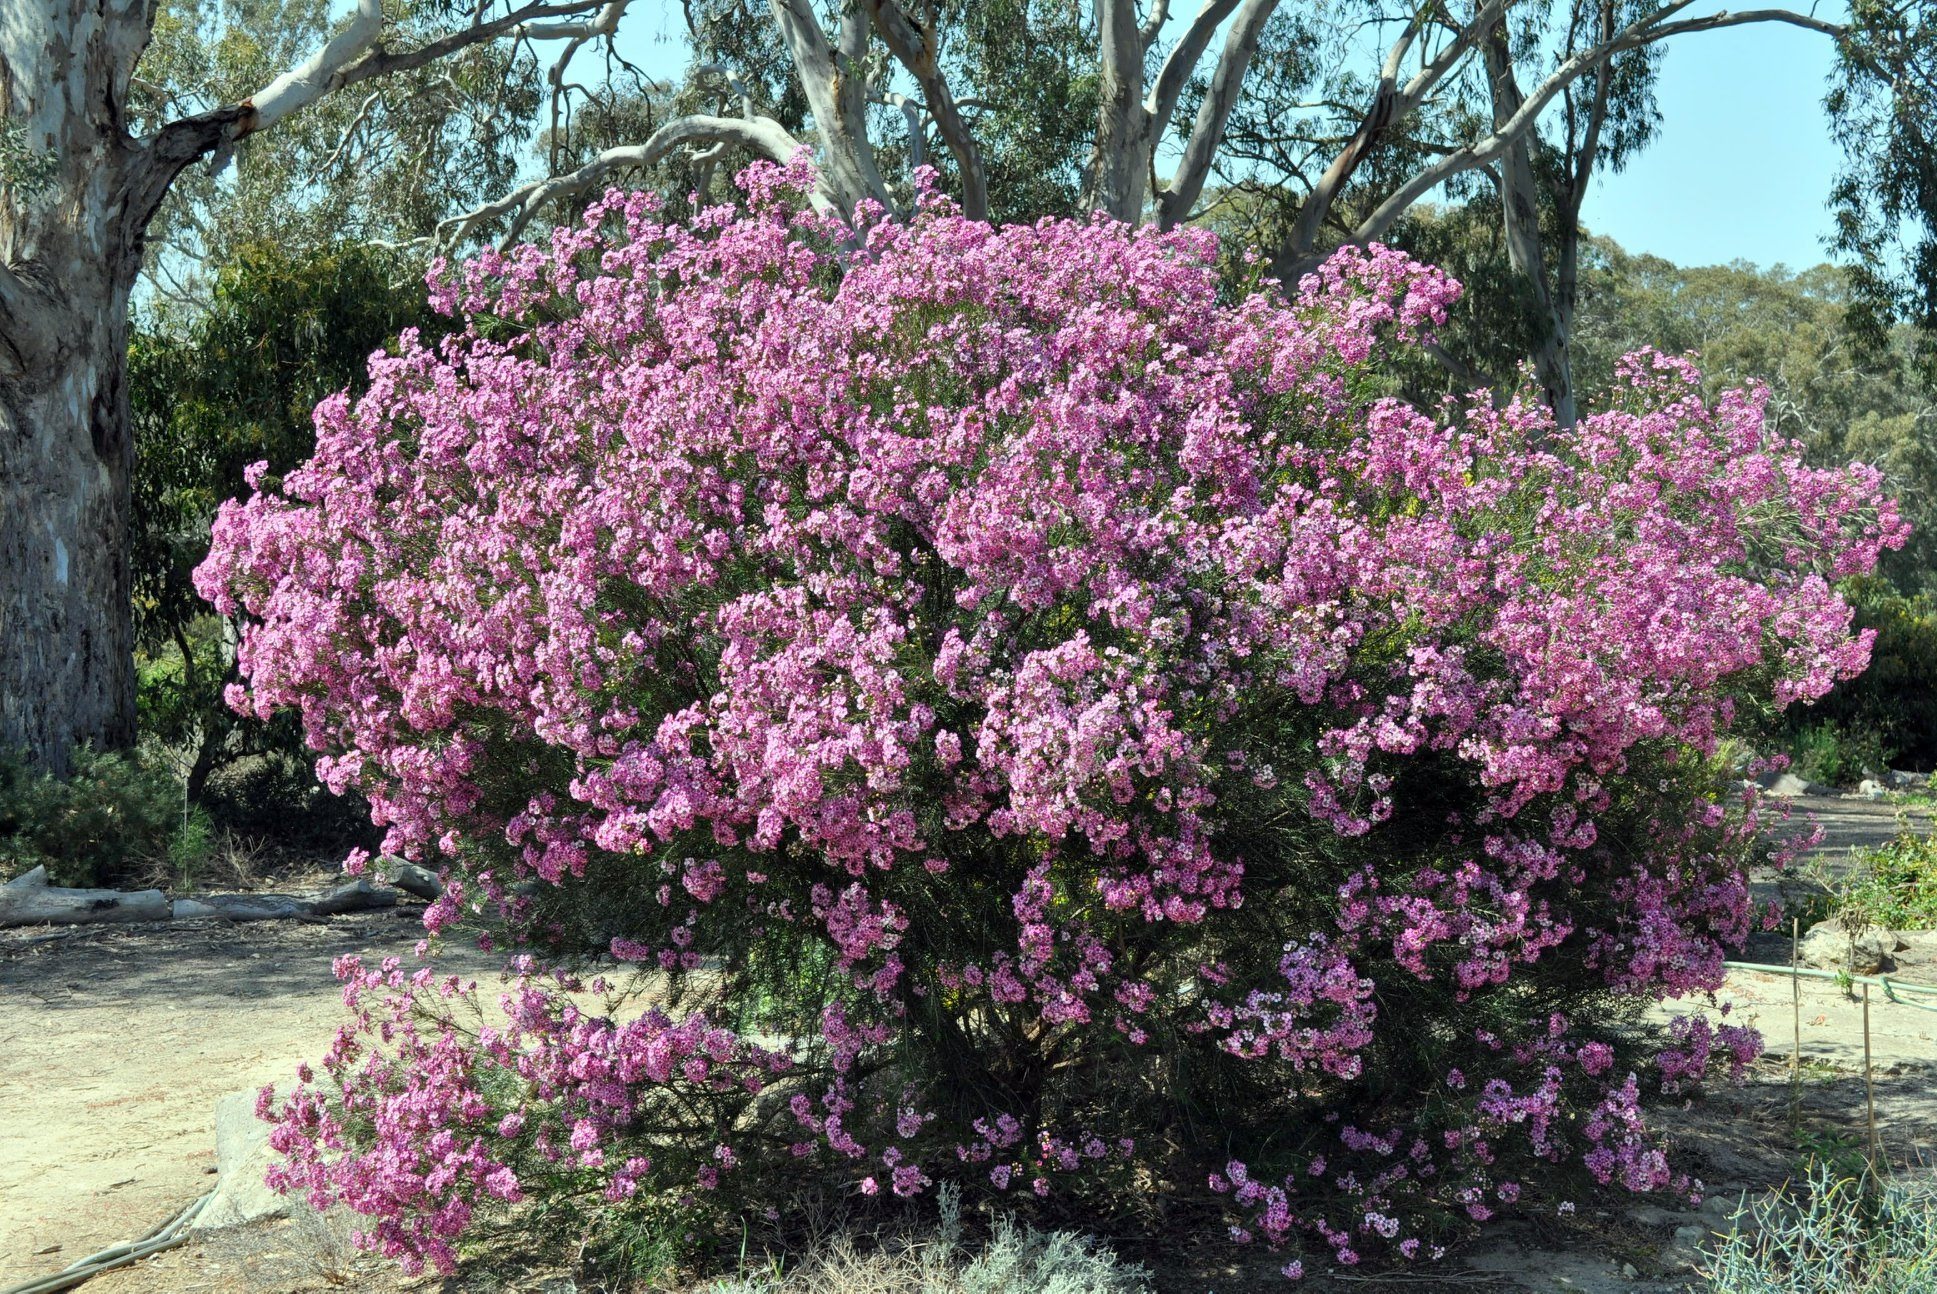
[437,113,819,249]
[694,62,757,119]
[1157,0,1281,227]
[1140,0,1172,49]
[321,0,617,108]
[245,0,384,134]
[859,0,988,219]
[1147,0,1244,142]
[519,0,627,41]
[314,90,383,180]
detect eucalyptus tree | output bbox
[0,0,617,769]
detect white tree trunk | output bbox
[0,0,243,771]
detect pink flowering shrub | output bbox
[199,160,1905,1277]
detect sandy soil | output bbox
[1,796,1933,1294]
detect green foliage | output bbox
[1800,586,1937,771]
[130,0,539,301]
[130,239,445,833]
[1828,830,1937,932]
[0,747,209,888]
[1785,723,1891,790]
[1703,1166,1937,1293]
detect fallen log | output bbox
[383,858,444,901]
[0,867,170,928]
[0,868,404,929]
[173,878,398,922]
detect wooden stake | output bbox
[1791,916,1802,1133]
[1863,982,1878,1179]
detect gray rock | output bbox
[1699,1192,1743,1223]
[1887,769,1930,789]
[1797,920,1895,975]
[1761,771,1833,797]
[192,1088,299,1230]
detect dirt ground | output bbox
[2,797,1934,1294]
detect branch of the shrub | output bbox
[436,113,819,250]
[1352,2,1846,247]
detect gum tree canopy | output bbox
[1,0,1932,768]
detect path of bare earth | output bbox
[0,797,1932,1294]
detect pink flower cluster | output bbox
[202,159,1904,1275]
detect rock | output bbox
[1760,771,1833,797]
[1798,920,1895,975]
[1699,1193,1742,1223]
[192,1088,298,1231]
[1672,1225,1707,1246]
[1627,1204,1683,1228]
[1887,769,1930,789]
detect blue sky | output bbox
[1577,17,1844,271]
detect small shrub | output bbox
[707,1187,1153,1294]
[1785,722,1892,790]
[1815,830,1937,932]
[0,746,207,888]
[1703,1167,1937,1293]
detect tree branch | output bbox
[1140,0,1172,48]
[1147,0,1245,139]
[1157,0,1281,228]
[244,0,384,134]
[437,113,819,248]
[1351,2,1847,247]
[766,0,891,211]
[859,0,988,219]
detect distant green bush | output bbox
[0,747,208,888]
[1790,585,1937,774]
[1825,831,1937,932]
[1785,722,1893,789]
[1703,1167,1937,1293]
